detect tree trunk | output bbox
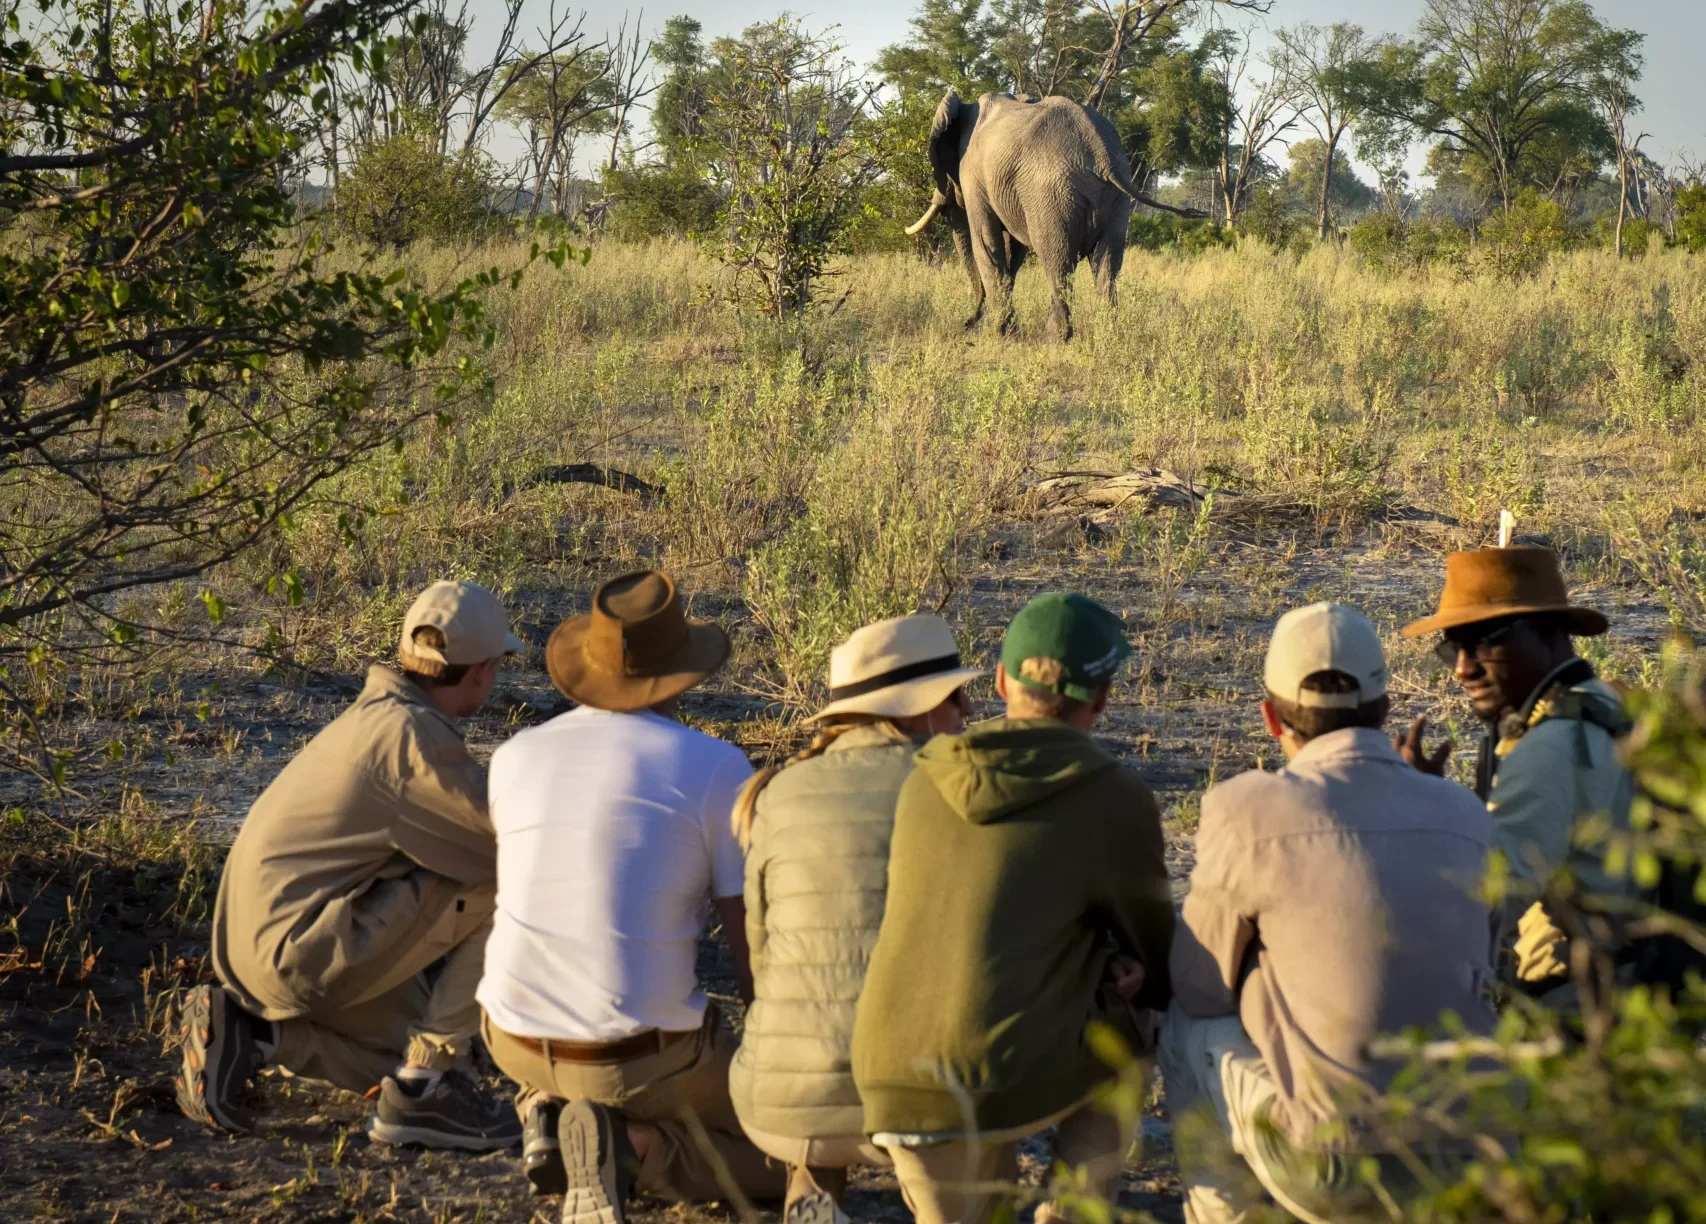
[1615,143,1629,258]
[1318,130,1338,241]
[525,130,550,224]
[607,103,627,173]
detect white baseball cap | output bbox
[399,580,524,667]
[1264,602,1388,709]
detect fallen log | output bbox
[504,463,661,502]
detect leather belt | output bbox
[506,1026,696,1065]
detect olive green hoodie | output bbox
[851,718,1173,1136]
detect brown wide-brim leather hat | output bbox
[546,570,730,711]
[1400,547,1609,639]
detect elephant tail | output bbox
[1073,167,1211,221]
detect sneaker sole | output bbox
[785,1190,848,1224]
[174,986,250,1133]
[559,1102,624,1224]
[367,1117,521,1152]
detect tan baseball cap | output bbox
[1264,602,1388,710]
[399,580,523,668]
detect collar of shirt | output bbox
[1285,726,1403,772]
[1517,655,1597,723]
[362,664,465,741]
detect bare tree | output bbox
[1594,58,1644,257]
[1278,21,1371,240]
[985,0,1090,98]
[454,0,591,157]
[603,13,659,172]
[1080,0,1270,113]
[1209,29,1299,227]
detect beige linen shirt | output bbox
[213,665,494,1018]
[1170,728,1497,1151]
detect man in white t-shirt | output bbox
[478,571,784,1223]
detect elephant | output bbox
[906,90,1136,341]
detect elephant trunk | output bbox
[905,189,950,236]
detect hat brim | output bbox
[808,667,985,723]
[503,631,524,655]
[545,615,730,711]
[1399,603,1609,639]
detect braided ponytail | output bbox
[731,716,912,851]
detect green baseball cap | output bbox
[1001,592,1132,702]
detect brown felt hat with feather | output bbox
[1400,548,1608,639]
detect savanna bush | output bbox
[333,130,502,249]
[1477,190,1574,277]
[1677,184,1706,254]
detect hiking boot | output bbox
[175,984,268,1133]
[558,1100,635,1224]
[523,1097,567,1196]
[366,1071,523,1151]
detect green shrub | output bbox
[1238,184,1307,251]
[1128,213,1235,254]
[600,160,723,241]
[333,132,500,249]
[1348,213,1408,268]
[1348,214,1474,273]
[1677,184,1706,254]
[1408,217,1474,271]
[1478,189,1572,277]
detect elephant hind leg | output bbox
[964,192,1016,336]
[950,222,987,329]
[1091,206,1130,307]
[1091,236,1125,306]
[1031,245,1075,341]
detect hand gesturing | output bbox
[1395,714,1453,776]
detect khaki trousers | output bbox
[879,1097,1131,1224]
[1158,1004,1442,1224]
[483,1009,786,1205]
[254,872,493,1092]
[740,1123,892,1212]
[739,1122,891,1171]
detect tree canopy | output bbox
[1346,0,1642,212]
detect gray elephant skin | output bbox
[906,89,1136,340]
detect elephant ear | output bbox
[926,90,967,192]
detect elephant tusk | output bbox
[904,201,942,236]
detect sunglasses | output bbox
[1433,618,1529,667]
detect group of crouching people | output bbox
[175,545,1638,1224]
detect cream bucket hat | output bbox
[810,614,985,723]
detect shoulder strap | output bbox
[1529,688,1632,739]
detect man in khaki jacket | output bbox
[1161,603,1496,1224]
[176,580,523,1150]
[1399,547,1638,999]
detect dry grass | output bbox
[223,238,1706,699]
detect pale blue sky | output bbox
[472,0,1706,175]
